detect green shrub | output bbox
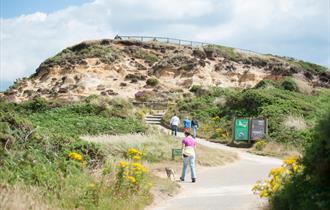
[21,97,48,112]
[254,79,275,89]
[189,85,202,93]
[146,78,159,86]
[279,77,298,92]
[271,108,330,210]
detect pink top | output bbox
[182,136,196,147]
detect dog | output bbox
[165,167,176,181]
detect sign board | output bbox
[171,149,182,160]
[251,118,267,140]
[234,118,249,141]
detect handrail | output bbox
[116,35,260,54]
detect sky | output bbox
[0,0,329,91]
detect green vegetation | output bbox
[0,96,152,210]
[253,108,330,210]
[146,78,159,87]
[164,78,330,152]
[203,45,327,77]
[132,48,159,64]
[42,41,118,68]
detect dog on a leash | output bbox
[165,167,175,181]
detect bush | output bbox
[189,85,202,93]
[254,79,275,89]
[270,108,330,210]
[146,78,159,86]
[279,77,298,92]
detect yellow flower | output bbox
[68,152,83,162]
[215,128,222,133]
[131,162,148,173]
[132,155,141,161]
[128,148,142,157]
[127,176,136,183]
[118,161,128,168]
[270,167,286,176]
[212,116,221,121]
[260,189,269,198]
[284,155,298,166]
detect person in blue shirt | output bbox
[183,117,191,132]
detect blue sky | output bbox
[1,0,92,18]
[0,0,329,91]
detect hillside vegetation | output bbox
[0,95,237,209]
[164,77,330,155]
[0,96,152,209]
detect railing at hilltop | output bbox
[117,35,260,54]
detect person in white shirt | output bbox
[170,113,180,136]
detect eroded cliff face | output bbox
[4,39,329,102]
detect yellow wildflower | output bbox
[128,148,142,157]
[132,155,141,161]
[127,176,136,183]
[68,152,83,162]
[118,161,128,168]
[284,155,298,166]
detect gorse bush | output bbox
[269,108,330,210]
[252,155,302,198]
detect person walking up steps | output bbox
[170,113,180,136]
[180,131,197,183]
[191,117,199,139]
[183,116,191,132]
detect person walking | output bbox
[180,131,197,183]
[191,117,199,139]
[170,113,180,136]
[183,116,191,132]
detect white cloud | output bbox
[0,0,329,89]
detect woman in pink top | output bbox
[180,131,197,183]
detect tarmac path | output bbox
[150,130,282,210]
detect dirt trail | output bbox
[149,128,282,210]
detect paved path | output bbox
[150,129,282,210]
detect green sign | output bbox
[234,118,249,141]
[171,149,182,160]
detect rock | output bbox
[23,89,33,97]
[120,82,127,87]
[63,76,75,85]
[97,84,106,91]
[58,87,69,93]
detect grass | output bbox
[0,184,58,210]
[82,131,237,166]
[82,129,237,203]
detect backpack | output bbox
[192,119,198,126]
